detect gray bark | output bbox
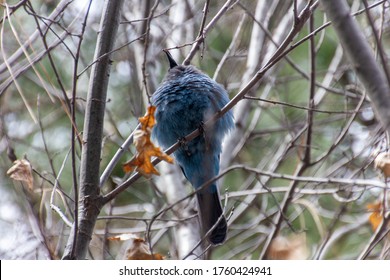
[321,0,390,134]
[62,0,124,259]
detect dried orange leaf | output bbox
[139,105,157,129]
[125,237,164,260]
[374,152,390,177]
[111,235,164,260]
[108,233,138,241]
[7,158,34,191]
[367,202,383,231]
[268,234,308,260]
[123,106,173,177]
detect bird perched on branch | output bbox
[151,50,234,245]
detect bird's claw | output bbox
[178,137,191,156]
[198,121,206,136]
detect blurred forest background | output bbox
[0,0,390,260]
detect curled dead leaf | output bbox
[367,202,383,231]
[108,233,139,241]
[7,158,34,191]
[268,234,308,260]
[109,234,164,260]
[374,152,390,177]
[123,105,174,177]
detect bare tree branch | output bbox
[321,0,390,135]
[62,0,124,260]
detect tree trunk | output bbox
[62,0,124,260]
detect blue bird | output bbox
[151,51,234,245]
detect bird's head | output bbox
[162,50,202,80]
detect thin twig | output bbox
[141,0,161,99]
[183,0,237,65]
[1,5,38,123]
[99,124,140,187]
[244,96,361,114]
[213,13,246,81]
[303,13,316,165]
[361,0,390,87]
[26,2,73,125]
[50,147,73,227]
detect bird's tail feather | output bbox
[196,186,227,245]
